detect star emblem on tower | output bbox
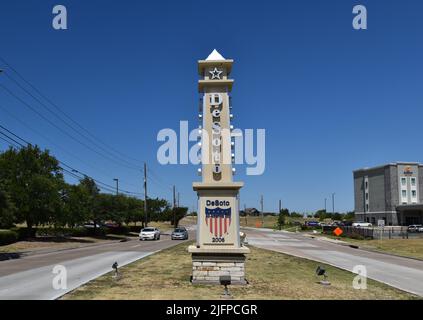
[209,67,223,80]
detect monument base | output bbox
[190,251,248,285]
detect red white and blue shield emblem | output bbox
[205,207,231,237]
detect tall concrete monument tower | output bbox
[188,49,249,285]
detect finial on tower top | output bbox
[205,49,225,61]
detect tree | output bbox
[77,176,106,234]
[0,145,64,231]
[314,209,327,221]
[277,211,285,230]
[279,208,290,216]
[344,211,355,221]
[61,184,91,227]
[147,198,171,223]
[290,211,303,218]
[172,206,188,228]
[123,197,143,226]
[0,183,16,228]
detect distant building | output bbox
[353,162,423,226]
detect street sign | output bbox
[377,219,385,227]
[333,227,343,237]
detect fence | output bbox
[322,225,423,240]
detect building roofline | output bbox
[353,162,423,173]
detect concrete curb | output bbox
[3,237,138,259]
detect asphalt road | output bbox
[0,232,193,300]
[244,227,423,297]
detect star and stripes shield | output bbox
[205,207,232,237]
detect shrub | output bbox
[106,225,130,235]
[69,227,90,237]
[10,227,36,240]
[128,225,142,233]
[0,230,19,245]
[349,233,366,240]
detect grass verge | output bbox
[0,235,132,254]
[318,234,423,260]
[63,242,418,300]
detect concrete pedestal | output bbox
[189,246,249,285]
[191,254,247,285]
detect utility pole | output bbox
[144,163,148,227]
[332,193,335,214]
[279,199,282,213]
[173,185,176,226]
[113,178,119,196]
[244,203,247,226]
[177,192,180,207]
[173,185,176,208]
[260,195,264,225]
[324,198,327,212]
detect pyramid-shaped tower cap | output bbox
[206,49,226,61]
[198,49,233,75]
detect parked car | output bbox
[342,221,353,226]
[407,225,423,233]
[104,221,121,228]
[139,227,160,241]
[171,227,188,240]
[352,222,372,228]
[304,221,320,227]
[82,223,101,229]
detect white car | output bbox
[139,227,161,241]
[352,222,372,228]
[407,225,423,233]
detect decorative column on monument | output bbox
[188,49,250,285]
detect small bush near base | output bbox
[0,230,19,245]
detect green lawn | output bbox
[63,242,418,300]
[319,234,423,260]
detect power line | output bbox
[3,71,144,170]
[0,102,141,191]
[0,57,170,197]
[0,56,145,166]
[0,134,20,148]
[0,82,145,171]
[0,125,143,197]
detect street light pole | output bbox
[324,198,327,212]
[260,195,264,226]
[332,193,335,214]
[144,163,148,227]
[113,178,119,196]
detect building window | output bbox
[402,190,407,197]
[365,181,368,189]
[366,204,369,212]
[365,193,368,200]
[411,178,416,186]
[412,190,417,198]
[401,177,406,186]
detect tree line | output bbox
[0,145,186,231]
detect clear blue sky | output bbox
[0,0,422,213]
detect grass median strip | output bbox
[63,242,418,300]
[318,235,423,260]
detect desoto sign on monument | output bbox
[188,49,250,285]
